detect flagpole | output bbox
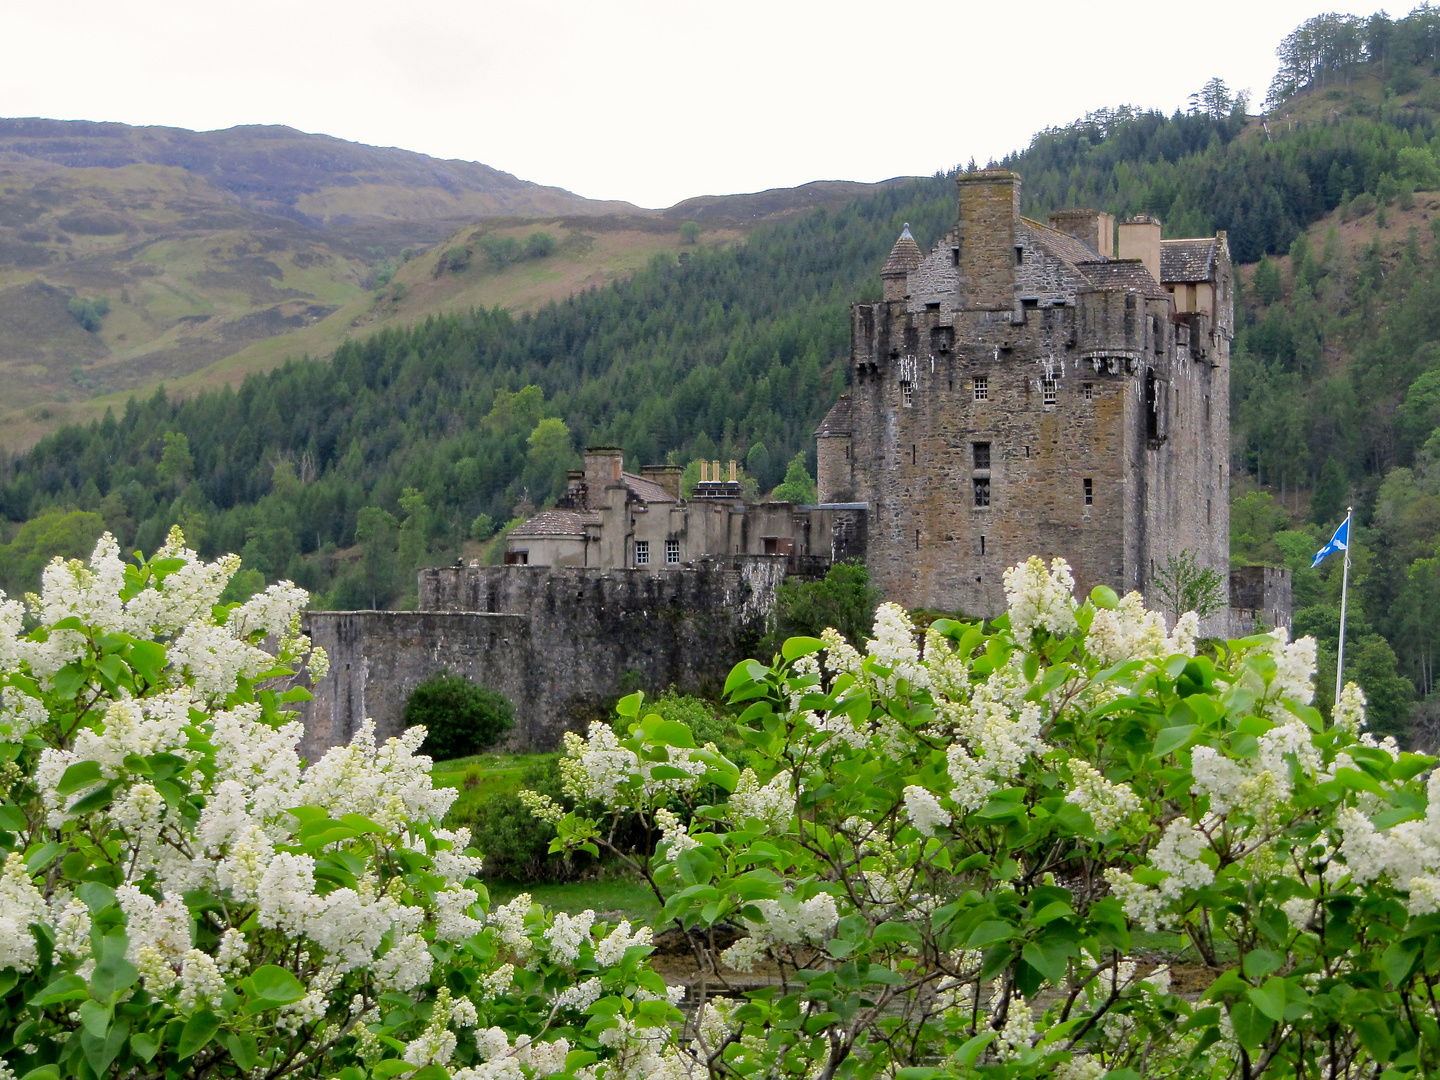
[1334,506,1352,711]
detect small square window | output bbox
[973,375,988,401]
[1083,478,1093,506]
[1082,382,1094,400]
[973,478,991,507]
[634,540,650,566]
[901,380,914,408]
[665,539,680,565]
[1042,377,1058,406]
[972,442,990,470]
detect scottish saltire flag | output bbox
[1312,515,1350,568]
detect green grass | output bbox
[432,751,557,822]
[485,877,661,924]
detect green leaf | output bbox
[78,999,109,1037]
[781,636,826,661]
[127,640,167,686]
[1383,939,1422,988]
[1153,724,1196,757]
[1355,1014,1396,1060]
[28,973,87,1006]
[0,804,25,832]
[57,760,103,795]
[81,1017,128,1074]
[68,782,117,816]
[130,1032,159,1063]
[1246,977,1288,1021]
[241,964,306,1012]
[19,1068,59,1080]
[91,933,138,998]
[1229,999,1274,1050]
[371,1061,414,1079]
[964,920,1014,948]
[225,1033,260,1071]
[1090,585,1119,609]
[639,720,697,749]
[177,1009,221,1059]
[1242,949,1283,980]
[51,663,87,701]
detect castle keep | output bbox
[817,170,1234,622]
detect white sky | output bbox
[1,0,1362,209]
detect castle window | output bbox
[1083,382,1094,400]
[1042,377,1058,406]
[925,301,940,311]
[1015,246,1024,265]
[665,539,680,565]
[972,442,990,469]
[973,478,991,507]
[1083,478,1093,506]
[980,535,986,556]
[973,375,988,401]
[915,529,921,550]
[901,381,914,408]
[912,444,917,465]
[951,247,960,266]
[1021,298,1039,310]
[634,540,650,566]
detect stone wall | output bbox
[1229,565,1293,637]
[300,560,787,759]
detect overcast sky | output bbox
[2,0,1366,209]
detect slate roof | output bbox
[1076,259,1171,300]
[815,395,852,437]
[1160,238,1218,283]
[623,471,677,503]
[882,225,923,276]
[1022,218,1107,266]
[512,509,599,537]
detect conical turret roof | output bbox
[882,224,923,277]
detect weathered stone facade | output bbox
[506,447,866,572]
[817,171,1235,627]
[300,559,786,758]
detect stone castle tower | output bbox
[815,170,1233,622]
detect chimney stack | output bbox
[583,447,624,509]
[1047,209,1115,258]
[1117,216,1162,283]
[955,170,1021,311]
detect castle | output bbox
[818,169,1235,624]
[300,171,1290,754]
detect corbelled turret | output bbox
[881,224,923,301]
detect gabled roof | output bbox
[512,509,600,537]
[1160,238,1218,283]
[623,471,677,503]
[815,395,852,437]
[1076,259,1171,300]
[882,224,923,277]
[1022,217,1107,267]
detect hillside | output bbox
[7,8,1440,739]
[0,119,645,227]
[0,120,907,449]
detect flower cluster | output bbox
[0,534,683,1080]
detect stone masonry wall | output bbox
[300,561,786,759]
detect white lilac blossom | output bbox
[1002,556,1078,637]
[902,784,952,837]
[0,533,697,1080]
[727,768,792,830]
[1064,760,1142,832]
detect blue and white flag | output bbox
[1312,515,1350,568]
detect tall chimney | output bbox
[1047,209,1115,258]
[1117,215,1162,283]
[583,447,624,509]
[955,170,1020,311]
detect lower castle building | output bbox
[817,169,1237,624]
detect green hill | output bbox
[0,120,906,448]
[7,7,1440,739]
